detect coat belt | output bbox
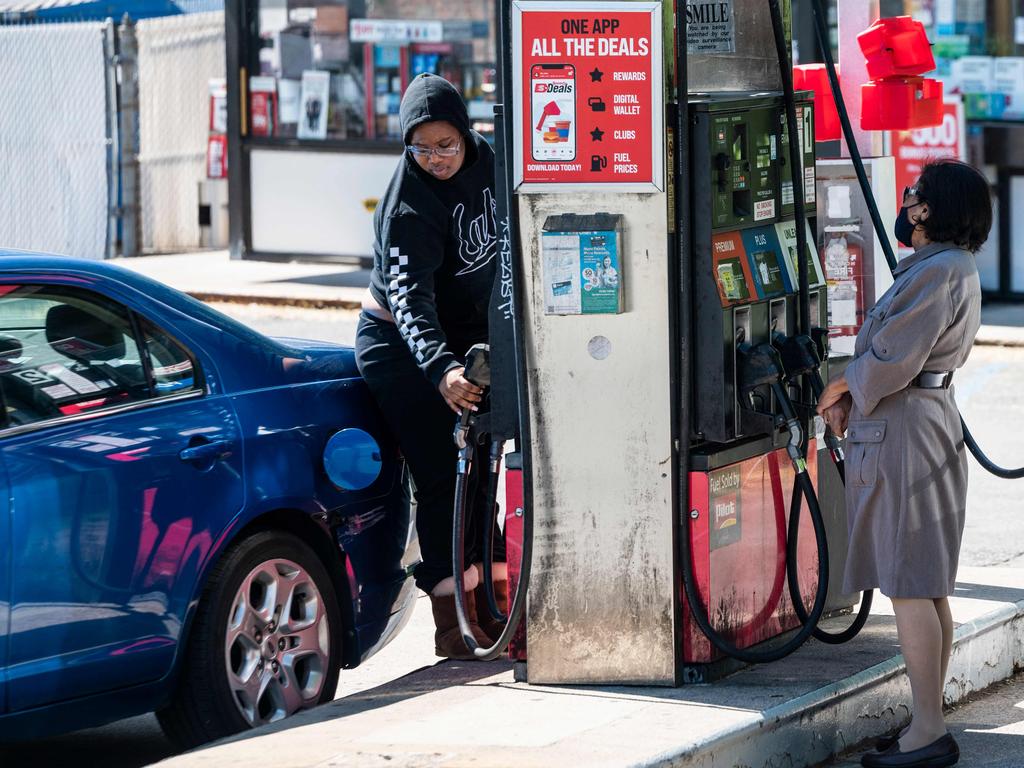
[910,370,954,389]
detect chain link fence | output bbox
[135,11,225,253]
[0,19,116,259]
[0,4,225,260]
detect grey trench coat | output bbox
[843,241,981,598]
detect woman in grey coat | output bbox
[817,160,989,768]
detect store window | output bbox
[253,0,497,143]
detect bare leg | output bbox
[892,598,947,751]
[934,597,954,688]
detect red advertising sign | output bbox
[513,1,662,190]
[890,98,965,214]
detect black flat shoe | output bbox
[874,730,902,752]
[860,733,959,767]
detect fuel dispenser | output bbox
[458,0,859,684]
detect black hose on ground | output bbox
[806,0,1024,480]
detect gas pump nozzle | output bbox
[770,331,846,471]
[454,344,491,452]
[737,342,806,473]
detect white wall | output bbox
[249,149,400,258]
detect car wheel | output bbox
[157,529,343,749]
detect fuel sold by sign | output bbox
[512,1,663,190]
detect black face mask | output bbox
[894,205,920,248]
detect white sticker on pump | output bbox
[754,199,776,221]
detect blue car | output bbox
[0,254,415,747]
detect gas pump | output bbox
[466,0,860,684]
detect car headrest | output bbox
[45,304,126,361]
[0,335,21,360]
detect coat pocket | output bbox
[847,419,887,486]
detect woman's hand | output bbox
[439,367,484,414]
[822,393,852,438]
[817,374,850,414]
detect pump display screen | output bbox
[531,64,576,162]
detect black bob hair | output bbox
[915,160,992,253]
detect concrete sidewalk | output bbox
[159,566,1024,768]
[109,251,369,309]
[111,251,1024,346]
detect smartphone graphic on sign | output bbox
[531,63,576,162]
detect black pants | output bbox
[355,312,506,594]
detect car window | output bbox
[0,285,150,427]
[139,317,201,396]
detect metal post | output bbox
[118,14,141,258]
[837,0,884,158]
[103,20,120,260]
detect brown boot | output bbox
[429,590,493,660]
[473,579,508,643]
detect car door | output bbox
[0,283,244,712]
[0,437,9,716]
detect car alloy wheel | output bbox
[157,530,343,749]
[225,557,331,727]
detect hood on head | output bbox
[399,73,471,145]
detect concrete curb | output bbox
[186,292,362,311]
[185,291,1024,347]
[642,598,1024,767]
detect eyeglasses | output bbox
[903,185,926,204]
[407,141,461,159]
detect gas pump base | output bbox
[506,437,855,684]
[161,567,1024,768]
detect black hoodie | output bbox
[368,73,497,388]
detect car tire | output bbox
[157,529,343,749]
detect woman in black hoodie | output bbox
[356,73,505,659]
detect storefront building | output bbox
[226,0,496,262]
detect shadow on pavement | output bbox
[265,271,372,289]
[0,714,175,768]
[952,581,1024,605]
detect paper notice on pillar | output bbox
[685,1,735,54]
[542,233,583,314]
[774,219,825,291]
[297,70,330,140]
[579,230,622,313]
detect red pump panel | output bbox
[504,466,527,661]
[857,16,936,79]
[794,64,841,142]
[681,444,821,664]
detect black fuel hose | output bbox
[481,439,507,622]
[681,458,832,663]
[451,431,525,659]
[788,478,873,643]
[806,0,1024,480]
